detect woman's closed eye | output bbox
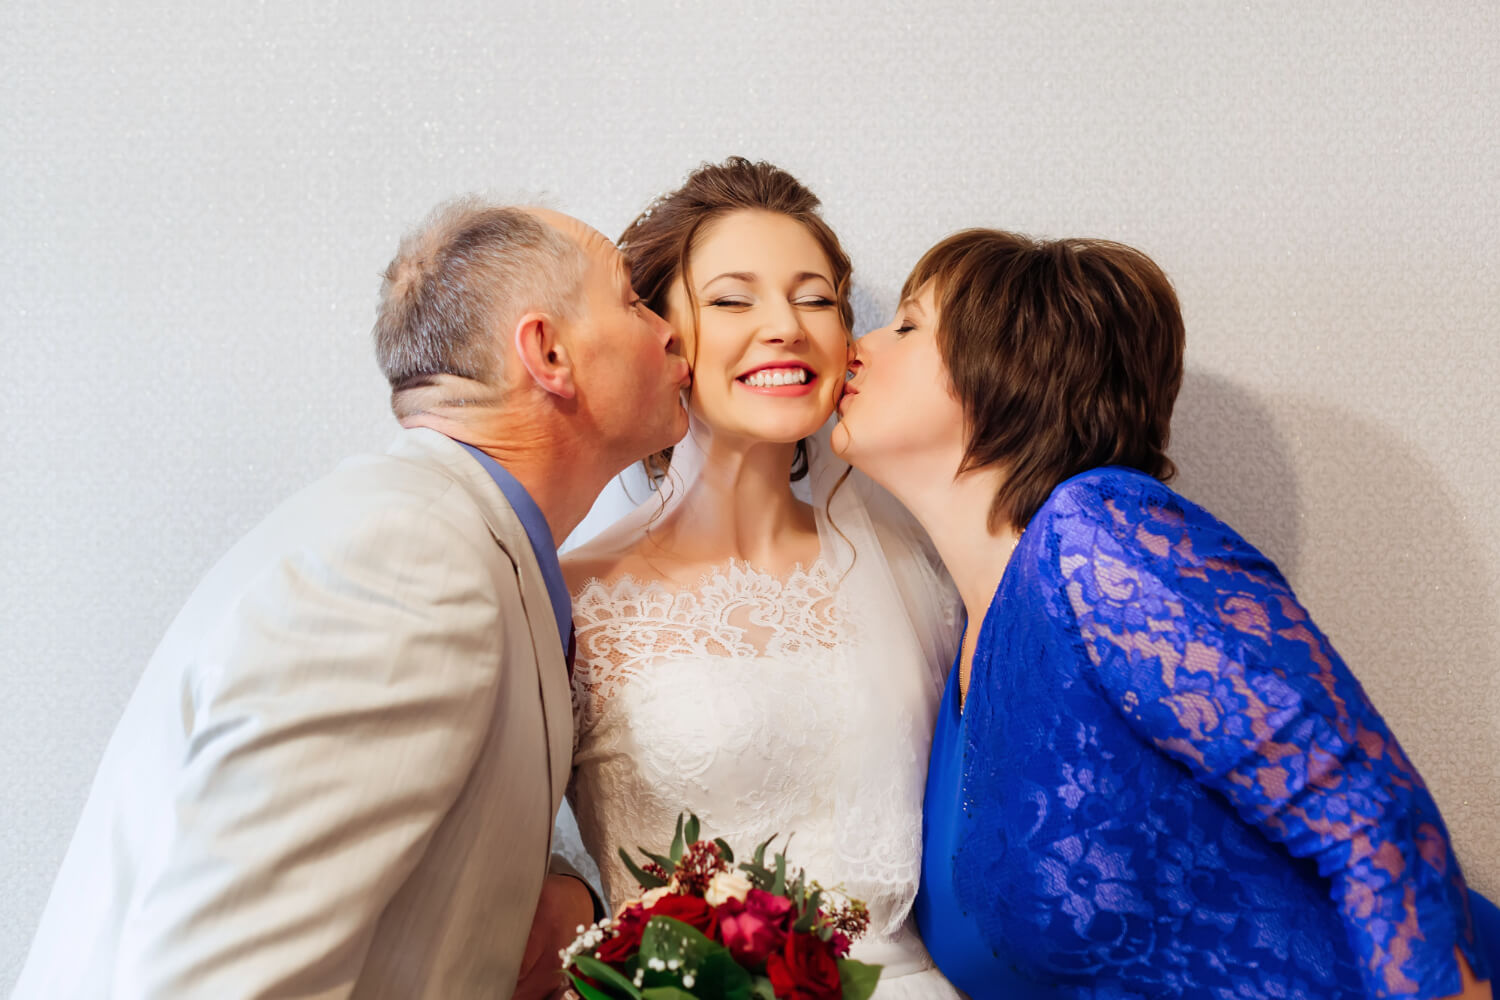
[707,296,753,308]
[894,321,916,336]
[794,295,836,308]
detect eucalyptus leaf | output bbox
[619,847,668,890]
[771,850,786,896]
[752,834,776,868]
[838,958,884,1000]
[750,975,777,1000]
[684,814,700,847]
[714,837,734,864]
[670,813,686,865]
[643,850,678,874]
[572,955,643,999]
[640,989,698,1000]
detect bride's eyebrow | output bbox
[701,270,834,288]
[702,271,757,286]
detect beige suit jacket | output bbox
[13,428,573,999]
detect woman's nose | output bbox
[759,301,805,344]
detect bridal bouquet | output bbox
[561,814,880,1000]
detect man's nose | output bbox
[652,307,681,355]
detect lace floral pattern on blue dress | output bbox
[915,467,1491,999]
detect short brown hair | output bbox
[904,229,1184,533]
[373,198,585,418]
[619,157,854,483]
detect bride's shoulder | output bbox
[560,500,665,593]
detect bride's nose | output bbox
[758,300,805,345]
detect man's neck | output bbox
[401,410,616,546]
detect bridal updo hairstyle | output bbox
[619,157,855,484]
[905,229,1185,534]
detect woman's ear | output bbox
[512,312,577,399]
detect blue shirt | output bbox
[456,442,571,655]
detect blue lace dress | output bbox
[914,466,1495,999]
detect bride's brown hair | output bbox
[619,157,855,485]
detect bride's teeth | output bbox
[743,368,807,387]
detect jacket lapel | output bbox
[386,428,573,813]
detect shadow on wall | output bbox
[1172,368,1500,894]
[1171,369,1303,574]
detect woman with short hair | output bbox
[834,229,1499,999]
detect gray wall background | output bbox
[3,1,1496,985]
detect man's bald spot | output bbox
[526,208,614,259]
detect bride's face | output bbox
[665,209,850,445]
[832,282,967,486]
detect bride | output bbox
[560,158,963,998]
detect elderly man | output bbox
[13,201,690,999]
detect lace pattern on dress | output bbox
[571,559,843,736]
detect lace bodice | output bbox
[571,560,842,736]
[567,550,962,997]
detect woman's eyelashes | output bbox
[894,319,916,336]
[702,290,835,309]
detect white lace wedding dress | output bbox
[565,431,965,999]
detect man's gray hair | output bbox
[373,198,587,416]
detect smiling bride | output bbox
[559,158,965,998]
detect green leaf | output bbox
[771,850,786,896]
[643,850,678,874]
[571,955,643,998]
[640,989,698,1000]
[684,813,700,847]
[750,975,777,1000]
[751,833,776,868]
[637,917,752,1000]
[714,837,735,864]
[570,971,626,1000]
[619,847,668,890]
[670,813,686,865]
[837,959,884,1000]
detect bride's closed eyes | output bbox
[700,271,837,311]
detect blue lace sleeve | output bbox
[1046,471,1484,999]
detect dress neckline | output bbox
[573,556,835,602]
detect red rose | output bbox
[828,930,852,958]
[717,888,794,967]
[766,931,843,1000]
[647,892,720,939]
[594,903,650,966]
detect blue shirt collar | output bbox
[455,442,572,654]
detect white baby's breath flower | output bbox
[703,869,753,906]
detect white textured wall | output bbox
[3,1,1497,985]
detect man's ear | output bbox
[512,311,577,399]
